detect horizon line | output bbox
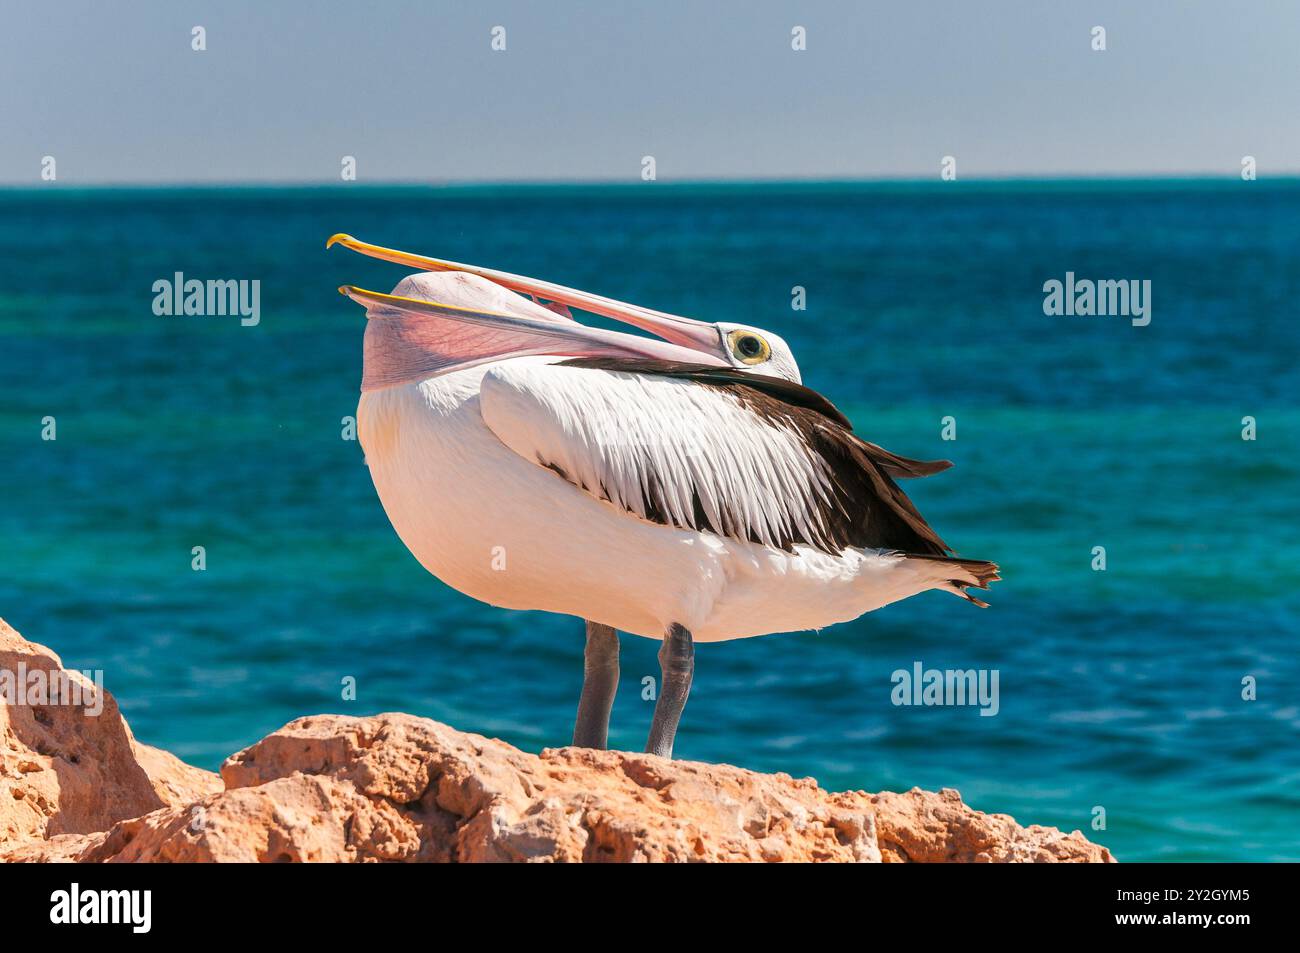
[1,171,1296,191]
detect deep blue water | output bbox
[2,180,1297,861]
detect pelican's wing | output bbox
[477,358,956,556]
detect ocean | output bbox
[2,180,1297,861]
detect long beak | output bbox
[338,283,726,392]
[327,233,722,355]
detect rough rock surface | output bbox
[0,618,221,851]
[0,620,1114,863]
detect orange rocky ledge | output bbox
[0,617,1114,863]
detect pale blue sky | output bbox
[3,0,1298,184]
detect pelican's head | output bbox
[713,322,800,383]
[327,234,801,391]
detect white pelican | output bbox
[329,234,999,758]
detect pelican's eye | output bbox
[727,329,771,365]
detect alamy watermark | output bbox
[152,272,260,326]
[50,883,151,933]
[891,661,999,717]
[1043,272,1151,327]
[0,663,104,716]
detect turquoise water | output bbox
[2,180,1297,861]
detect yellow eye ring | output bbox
[727,329,771,365]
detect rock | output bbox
[0,620,1114,863]
[870,787,1113,862]
[0,618,221,852]
[6,712,1115,864]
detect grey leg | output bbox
[572,620,620,749]
[645,623,694,759]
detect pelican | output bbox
[329,234,999,759]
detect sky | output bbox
[3,0,1298,184]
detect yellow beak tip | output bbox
[326,233,353,250]
[337,285,352,296]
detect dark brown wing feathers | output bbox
[560,357,961,557]
[561,358,950,478]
